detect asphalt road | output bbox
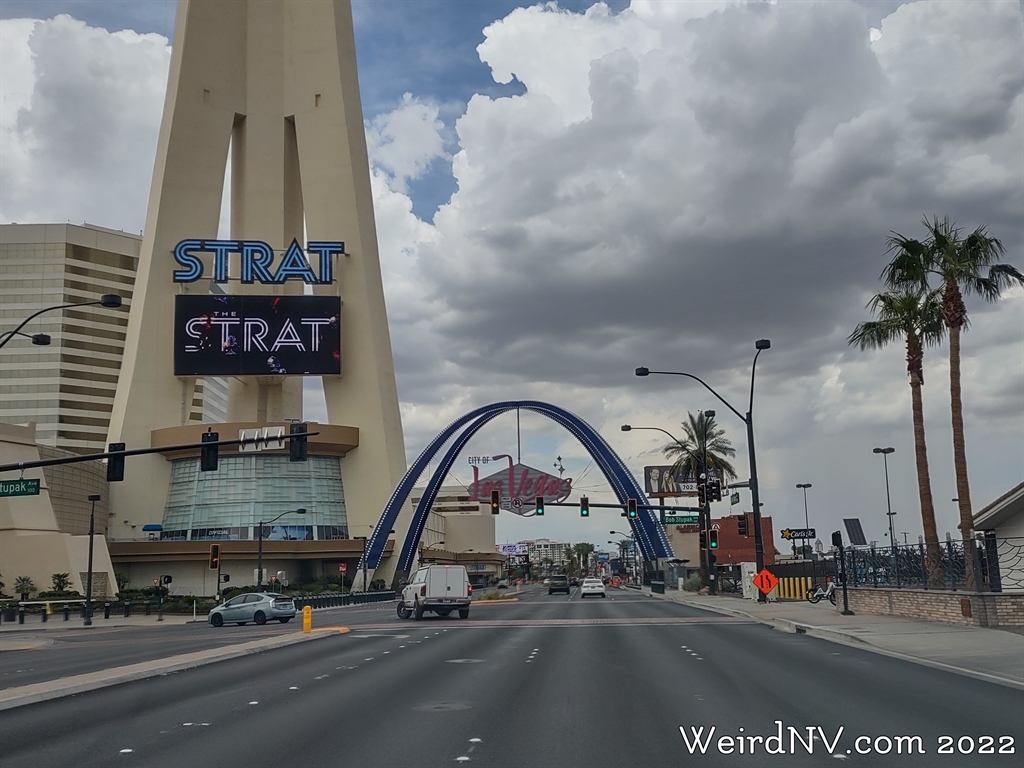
[2,586,1022,768]
[0,601,399,689]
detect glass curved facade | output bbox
[161,454,348,541]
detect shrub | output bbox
[51,573,71,592]
[37,590,82,599]
[682,573,704,592]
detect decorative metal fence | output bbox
[841,535,1024,592]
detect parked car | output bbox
[208,593,296,627]
[548,575,570,595]
[580,578,606,598]
[398,564,471,620]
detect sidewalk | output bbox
[647,588,1024,689]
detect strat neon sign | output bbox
[172,239,343,284]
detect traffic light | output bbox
[832,530,844,548]
[580,496,590,517]
[708,530,719,549]
[627,498,637,519]
[209,544,221,570]
[737,513,748,536]
[490,489,501,514]
[289,422,308,462]
[699,530,708,549]
[201,430,219,472]
[107,442,125,482]
[709,480,722,503]
[697,482,707,506]
[535,496,545,516]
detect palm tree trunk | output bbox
[948,323,977,589]
[909,370,942,584]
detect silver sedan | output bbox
[208,593,296,627]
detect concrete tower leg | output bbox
[106,0,408,553]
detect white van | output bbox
[398,564,472,620]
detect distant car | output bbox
[569,577,579,586]
[548,575,570,595]
[543,578,551,586]
[208,593,296,627]
[580,578,606,598]
[497,579,508,589]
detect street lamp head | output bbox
[99,294,122,308]
[796,483,812,489]
[634,367,650,377]
[31,333,51,346]
[620,424,632,431]
[755,339,771,350]
[87,494,101,502]
[703,409,715,419]
[295,508,306,515]
[872,447,895,455]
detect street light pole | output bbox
[635,338,771,600]
[796,483,812,556]
[256,508,306,589]
[873,448,896,557]
[701,410,716,594]
[83,494,100,626]
[0,294,122,350]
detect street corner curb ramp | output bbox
[0,627,348,711]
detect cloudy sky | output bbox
[2,0,1021,553]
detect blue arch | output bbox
[362,401,672,581]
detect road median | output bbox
[0,627,348,711]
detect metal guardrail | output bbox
[289,591,396,610]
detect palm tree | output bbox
[884,216,1023,586]
[573,542,596,575]
[14,576,35,602]
[849,287,944,579]
[662,411,738,482]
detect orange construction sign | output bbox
[752,569,779,595]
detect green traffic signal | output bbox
[580,496,589,517]
[535,495,545,516]
[627,498,637,518]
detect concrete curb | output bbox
[648,591,1024,691]
[0,628,347,711]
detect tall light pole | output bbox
[256,508,305,589]
[83,494,101,626]
[796,483,812,556]
[636,338,771,600]
[873,447,896,557]
[0,294,122,350]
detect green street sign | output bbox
[731,492,740,505]
[0,478,40,497]
[663,515,699,525]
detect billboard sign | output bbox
[499,544,530,556]
[468,459,572,514]
[644,465,721,497]
[174,294,340,376]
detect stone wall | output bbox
[847,587,1024,628]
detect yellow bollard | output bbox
[303,604,312,634]
[46,602,52,615]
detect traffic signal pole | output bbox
[0,430,320,474]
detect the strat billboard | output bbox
[174,294,341,376]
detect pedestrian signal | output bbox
[209,544,221,570]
